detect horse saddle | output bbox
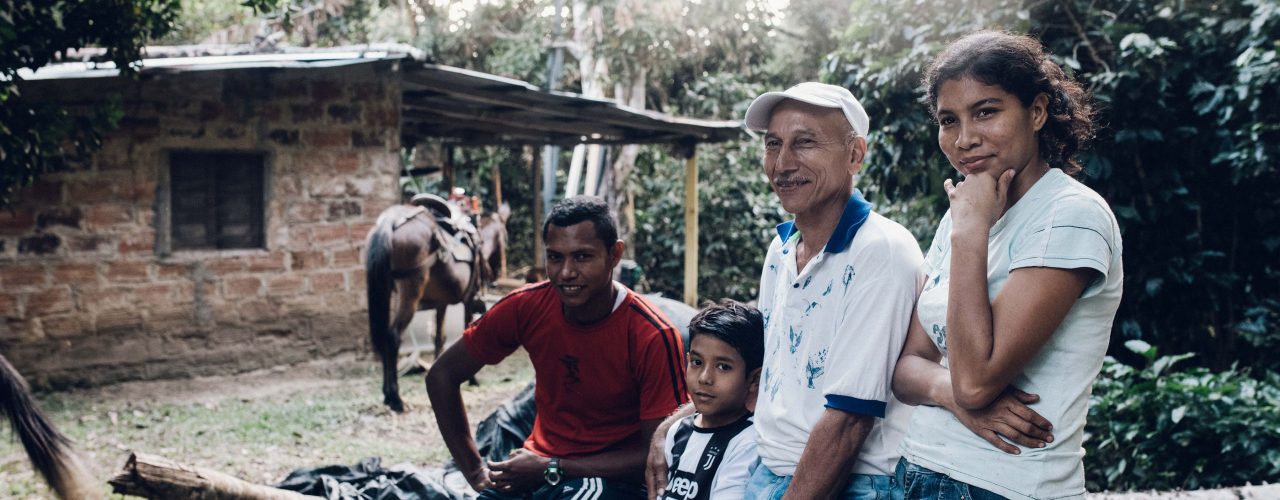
[410,193,478,235]
[409,193,478,264]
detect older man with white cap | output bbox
[646,82,922,500]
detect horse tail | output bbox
[366,214,395,364]
[0,353,97,500]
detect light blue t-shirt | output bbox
[900,168,1124,499]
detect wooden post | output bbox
[493,157,507,279]
[531,146,545,271]
[443,145,455,194]
[683,150,698,306]
[624,189,637,261]
[492,156,504,208]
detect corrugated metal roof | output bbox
[19,45,745,147]
[401,63,744,146]
[17,47,411,80]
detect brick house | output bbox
[1,50,404,387]
[0,46,742,388]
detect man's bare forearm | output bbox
[426,372,485,474]
[425,345,488,479]
[782,409,874,500]
[563,447,649,482]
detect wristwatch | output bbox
[544,457,563,486]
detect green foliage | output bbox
[828,0,1280,371]
[1037,0,1280,369]
[611,2,787,302]
[633,139,783,302]
[827,0,1029,242]
[157,0,258,44]
[1086,340,1280,491]
[1,0,180,207]
[413,0,552,83]
[592,0,780,109]
[460,146,543,272]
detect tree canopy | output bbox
[1,0,182,207]
[828,0,1280,370]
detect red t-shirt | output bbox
[463,282,688,458]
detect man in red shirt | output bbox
[428,196,688,499]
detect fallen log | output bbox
[109,452,321,500]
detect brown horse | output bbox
[476,204,510,285]
[0,353,97,499]
[365,202,507,412]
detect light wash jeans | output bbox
[895,458,1007,500]
[744,459,903,500]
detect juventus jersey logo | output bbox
[700,446,720,470]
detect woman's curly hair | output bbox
[923,30,1096,176]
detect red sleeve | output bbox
[629,300,689,420]
[462,289,526,365]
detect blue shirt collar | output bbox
[775,191,873,254]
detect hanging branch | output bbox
[1056,0,1109,73]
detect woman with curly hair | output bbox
[892,30,1124,499]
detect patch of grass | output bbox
[1,352,534,499]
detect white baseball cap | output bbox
[744,82,870,137]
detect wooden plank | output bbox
[683,151,699,306]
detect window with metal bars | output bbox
[169,152,265,250]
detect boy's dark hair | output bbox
[688,299,765,372]
[542,195,619,249]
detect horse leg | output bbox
[461,299,483,387]
[381,275,425,413]
[433,307,447,361]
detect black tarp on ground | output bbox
[276,457,469,500]
[473,382,537,464]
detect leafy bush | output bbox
[1085,340,1280,491]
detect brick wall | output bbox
[0,60,402,387]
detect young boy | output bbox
[660,299,764,500]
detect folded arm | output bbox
[946,233,1094,409]
[893,312,1055,453]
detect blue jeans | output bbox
[744,459,902,499]
[895,458,1006,500]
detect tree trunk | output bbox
[571,1,608,98]
[109,452,320,500]
[603,65,648,248]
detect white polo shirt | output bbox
[755,192,923,476]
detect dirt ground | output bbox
[0,342,533,499]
